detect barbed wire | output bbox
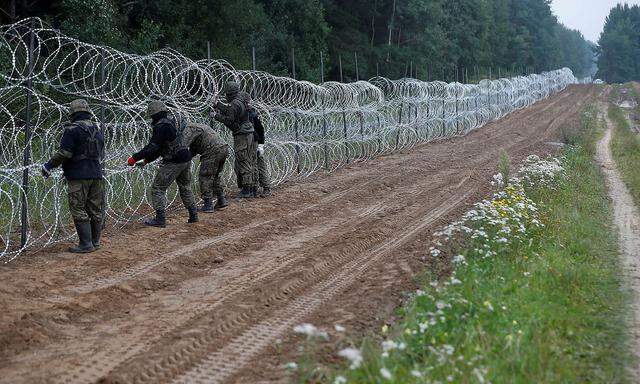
[0,18,578,261]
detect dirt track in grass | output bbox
[0,85,597,384]
[598,95,640,381]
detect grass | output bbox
[312,105,631,383]
[609,89,640,206]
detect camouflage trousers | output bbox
[256,152,271,188]
[150,161,196,211]
[67,179,105,223]
[233,133,257,189]
[199,146,228,199]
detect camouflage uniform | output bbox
[180,121,229,200]
[68,179,105,223]
[214,83,257,197]
[130,101,198,227]
[42,99,105,253]
[150,161,195,210]
[256,151,271,189]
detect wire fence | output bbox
[0,18,579,261]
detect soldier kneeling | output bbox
[41,99,105,253]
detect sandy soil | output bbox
[0,85,597,384]
[598,97,640,380]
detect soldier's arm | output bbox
[46,126,75,168]
[132,124,168,162]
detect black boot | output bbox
[188,207,199,223]
[144,210,166,228]
[237,187,253,199]
[214,192,229,210]
[260,187,272,198]
[90,219,103,249]
[199,198,214,213]
[251,186,259,198]
[69,221,95,253]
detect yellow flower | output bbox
[382,324,389,334]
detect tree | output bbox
[597,3,640,83]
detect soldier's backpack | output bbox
[158,116,188,161]
[71,121,104,163]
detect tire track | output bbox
[172,184,474,384]
[53,199,389,384]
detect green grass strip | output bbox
[319,106,630,384]
[609,90,640,207]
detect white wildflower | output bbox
[334,324,346,333]
[338,348,363,369]
[452,254,467,265]
[411,370,423,378]
[380,367,393,380]
[334,376,347,384]
[293,323,328,339]
[284,362,298,370]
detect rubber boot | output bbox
[188,207,199,223]
[199,198,214,213]
[69,221,95,253]
[90,219,103,250]
[260,187,272,198]
[214,192,229,210]
[144,210,166,228]
[237,187,253,199]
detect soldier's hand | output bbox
[257,144,265,157]
[41,163,51,179]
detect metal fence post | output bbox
[99,51,107,230]
[320,52,328,170]
[20,22,35,248]
[342,108,349,163]
[292,48,300,173]
[395,102,402,150]
[207,41,215,127]
[354,52,359,81]
[252,46,256,71]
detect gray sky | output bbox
[551,0,640,43]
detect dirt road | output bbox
[0,85,597,384]
[599,96,640,380]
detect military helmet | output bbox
[146,100,168,117]
[68,99,91,115]
[224,81,240,94]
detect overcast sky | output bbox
[551,0,640,43]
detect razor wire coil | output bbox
[0,18,578,261]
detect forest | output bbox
[597,3,640,83]
[2,0,595,83]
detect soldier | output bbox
[179,120,230,212]
[213,81,257,198]
[127,101,198,227]
[246,104,272,197]
[41,99,105,253]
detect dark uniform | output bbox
[247,107,272,197]
[42,99,104,253]
[180,121,230,212]
[214,82,257,199]
[129,101,197,227]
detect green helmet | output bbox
[68,99,91,115]
[146,100,168,117]
[224,81,240,101]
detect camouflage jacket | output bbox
[181,122,228,157]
